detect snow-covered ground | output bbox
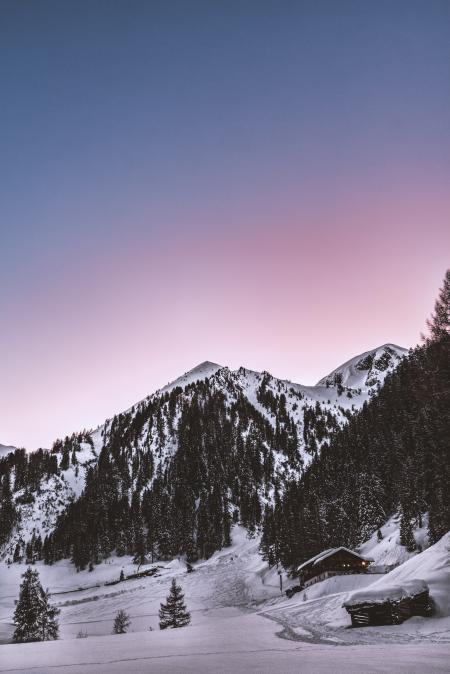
[1,526,449,673]
[1,616,448,674]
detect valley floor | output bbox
[1,615,448,674]
[1,527,449,673]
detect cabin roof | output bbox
[297,546,372,572]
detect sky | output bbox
[1,0,449,450]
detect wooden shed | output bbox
[343,579,432,627]
[297,547,372,588]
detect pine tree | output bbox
[113,609,131,634]
[38,590,60,641]
[13,542,22,563]
[133,524,147,567]
[0,471,17,547]
[425,269,450,343]
[399,511,416,552]
[356,472,386,544]
[159,578,191,629]
[260,505,277,566]
[13,568,59,642]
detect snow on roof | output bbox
[297,546,372,572]
[343,579,429,607]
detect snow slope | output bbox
[158,360,223,395]
[1,527,449,673]
[358,514,429,569]
[1,617,448,674]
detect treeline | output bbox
[261,273,450,570]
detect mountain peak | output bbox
[158,361,223,395]
[317,344,408,389]
[193,360,223,371]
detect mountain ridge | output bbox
[122,344,407,423]
[0,342,407,565]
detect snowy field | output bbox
[1,616,448,674]
[1,527,449,673]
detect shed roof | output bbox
[343,579,428,607]
[297,546,372,572]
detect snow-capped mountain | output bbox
[316,343,408,389]
[1,344,407,562]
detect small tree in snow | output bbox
[13,568,59,642]
[159,578,191,629]
[113,609,131,634]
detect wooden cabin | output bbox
[297,547,372,588]
[343,579,432,627]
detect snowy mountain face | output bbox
[317,344,408,390]
[0,345,407,562]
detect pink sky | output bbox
[2,177,448,450]
[1,1,449,449]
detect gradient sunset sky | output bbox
[1,1,449,449]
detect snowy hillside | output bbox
[358,514,430,569]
